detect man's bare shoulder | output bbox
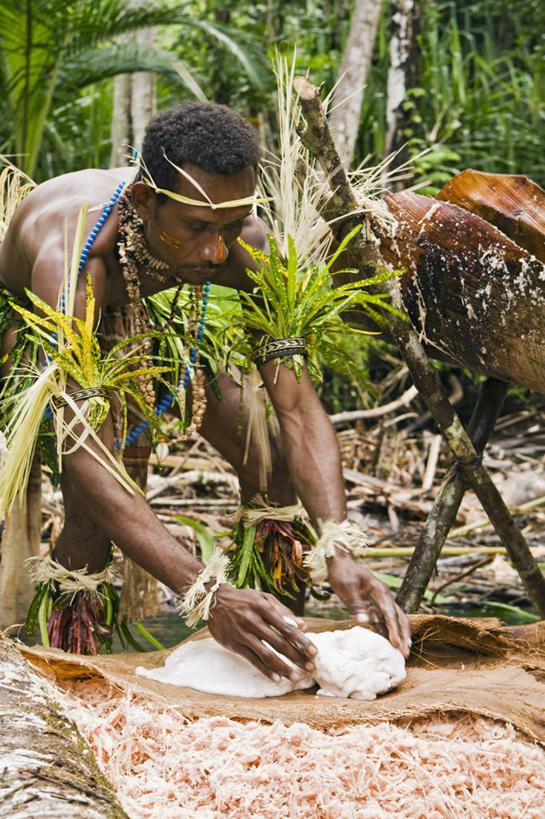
[21,167,131,217]
[0,167,133,294]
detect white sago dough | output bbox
[135,639,314,698]
[135,626,406,700]
[309,626,406,700]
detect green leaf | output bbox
[373,572,452,604]
[233,524,257,588]
[175,515,216,564]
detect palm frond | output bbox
[0,204,183,512]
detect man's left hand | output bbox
[327,551,412,658]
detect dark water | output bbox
[435,601,539,625]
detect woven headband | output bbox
[139,151,271,210]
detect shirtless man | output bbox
[0,102,410,677]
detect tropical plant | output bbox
[0,159,36,240]
[236,227,401,384]
[350,0,545,189]
[0,205,172,514]
[0,0,269,179]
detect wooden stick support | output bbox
[294,76,545,617]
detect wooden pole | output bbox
[293,76,545,617]
[397,377,509,611]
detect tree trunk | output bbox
[329,0,384,169]
[384,0,421,162]
[0,636,128,818]
[0,455,42,629]
[109,26,157,167]
[109,73,131,167]
[294,76,545,617]
[130,29,157,151]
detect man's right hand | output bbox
[207,584,317,681]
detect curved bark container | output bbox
[372,172,545,395]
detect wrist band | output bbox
[252,337,307,366]
[303,519,368,573]
[177,548,231,626]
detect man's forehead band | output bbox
[138,150,271,210]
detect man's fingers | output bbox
[260,598,317,661]
[393,601,412,658]
[369,594,411,658]
[233,636,300,681]
[250,621,316,673]
[349,585,411,658]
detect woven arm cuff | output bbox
[52,387,110,409]
[252,337,307,366]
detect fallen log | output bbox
[0,635,128,818]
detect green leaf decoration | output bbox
[175,515,217,565]
[236,228,403,382]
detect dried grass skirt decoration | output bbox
[228,495,323,614]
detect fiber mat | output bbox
[22,614,545,743]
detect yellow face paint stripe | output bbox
[159,229,184,249]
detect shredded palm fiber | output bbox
[56,679,545,819]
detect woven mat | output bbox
[21,615,545,743]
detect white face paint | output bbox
[135,627,406,701]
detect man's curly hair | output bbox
[140,102,260,192]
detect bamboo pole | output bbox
[293,76,545,617]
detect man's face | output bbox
[143,163,256,284]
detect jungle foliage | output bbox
[1,1,543,187]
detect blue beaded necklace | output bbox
[70,183,210,448]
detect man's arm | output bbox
[259,361,411,658]
[27,249,317,679]
[216,215,411,656]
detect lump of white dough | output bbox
[135,638,314,698]
[135,626,406,701]
[309,626,406,700]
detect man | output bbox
[0,102,410,676]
